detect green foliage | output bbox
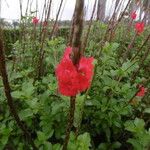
[125,118,150,150]
[68,132,91,150]
[1,19,150,150]
[3,29,19,55]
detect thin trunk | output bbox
[49,0,64,39]
[82,0,97,54]
[19,0,23,18]
[63,0,84,149]
[143,0,150,24]
[37,0,52,80]
[97,0,107,22]
[68,11,75,46]
[25,0,30,16]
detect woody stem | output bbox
[62,0,84,149]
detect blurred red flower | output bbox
[55,47,94,96]
[135,22,144,34]
[32,17,39,25]
[136,85,147,97]
[131,11,137,20]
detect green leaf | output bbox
[19,108,33,120]
[124,118,145,133]
[11,91,23,99]
[144,108,150,114]
[43,142,52,150]
[134,118,145,130]
[51,102,65,115]
[77,132,91,150]
[68,132,91,150]
[0,127,12,145]
[26,98,39,113]
[111,42,119,51]
[1,135,9,145]
[127,138,143,150]
[52,144,62,150]
[22,80,35,98]
[37,131,47,143]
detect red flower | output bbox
[135,22,144,34]
[55,47,94,96]
[32,17,39,25]
[131,11,137,20]
[136,85,147,97]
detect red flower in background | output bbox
[136,85,147,97]
[135,22,144,34]
[55,47,94,96]
[131,11,137,20]
[32,17,39,25]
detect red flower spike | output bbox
[55,47,94,96]
[32,17,39,25]
[131,11,137,20]
[136,85,147,97]
[135,22,144,34]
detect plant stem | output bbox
[68,11,75,46]
[109,0,131,42]
[62,0,84,149]
[62,96,76,150]
[130,33,150,61]
[49,0,64,39]
[82,0,97,54]
[37,0,52,80]
[131,46,150,84]
[122,32,137,64]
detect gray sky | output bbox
[0,0,119,21]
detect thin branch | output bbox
[130,33,150,61]
[68,11,75,46]
[37,0,52,80]
[117,0,131,24]
[19,0,23,18]
[62,96,76,150]
[39,0,47,40]
[25,0,30,16]
[49,0,64,39]
[131,47,150,83]
[82,0,97,54]
[109,0,131,42]
[122,32,137,63]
